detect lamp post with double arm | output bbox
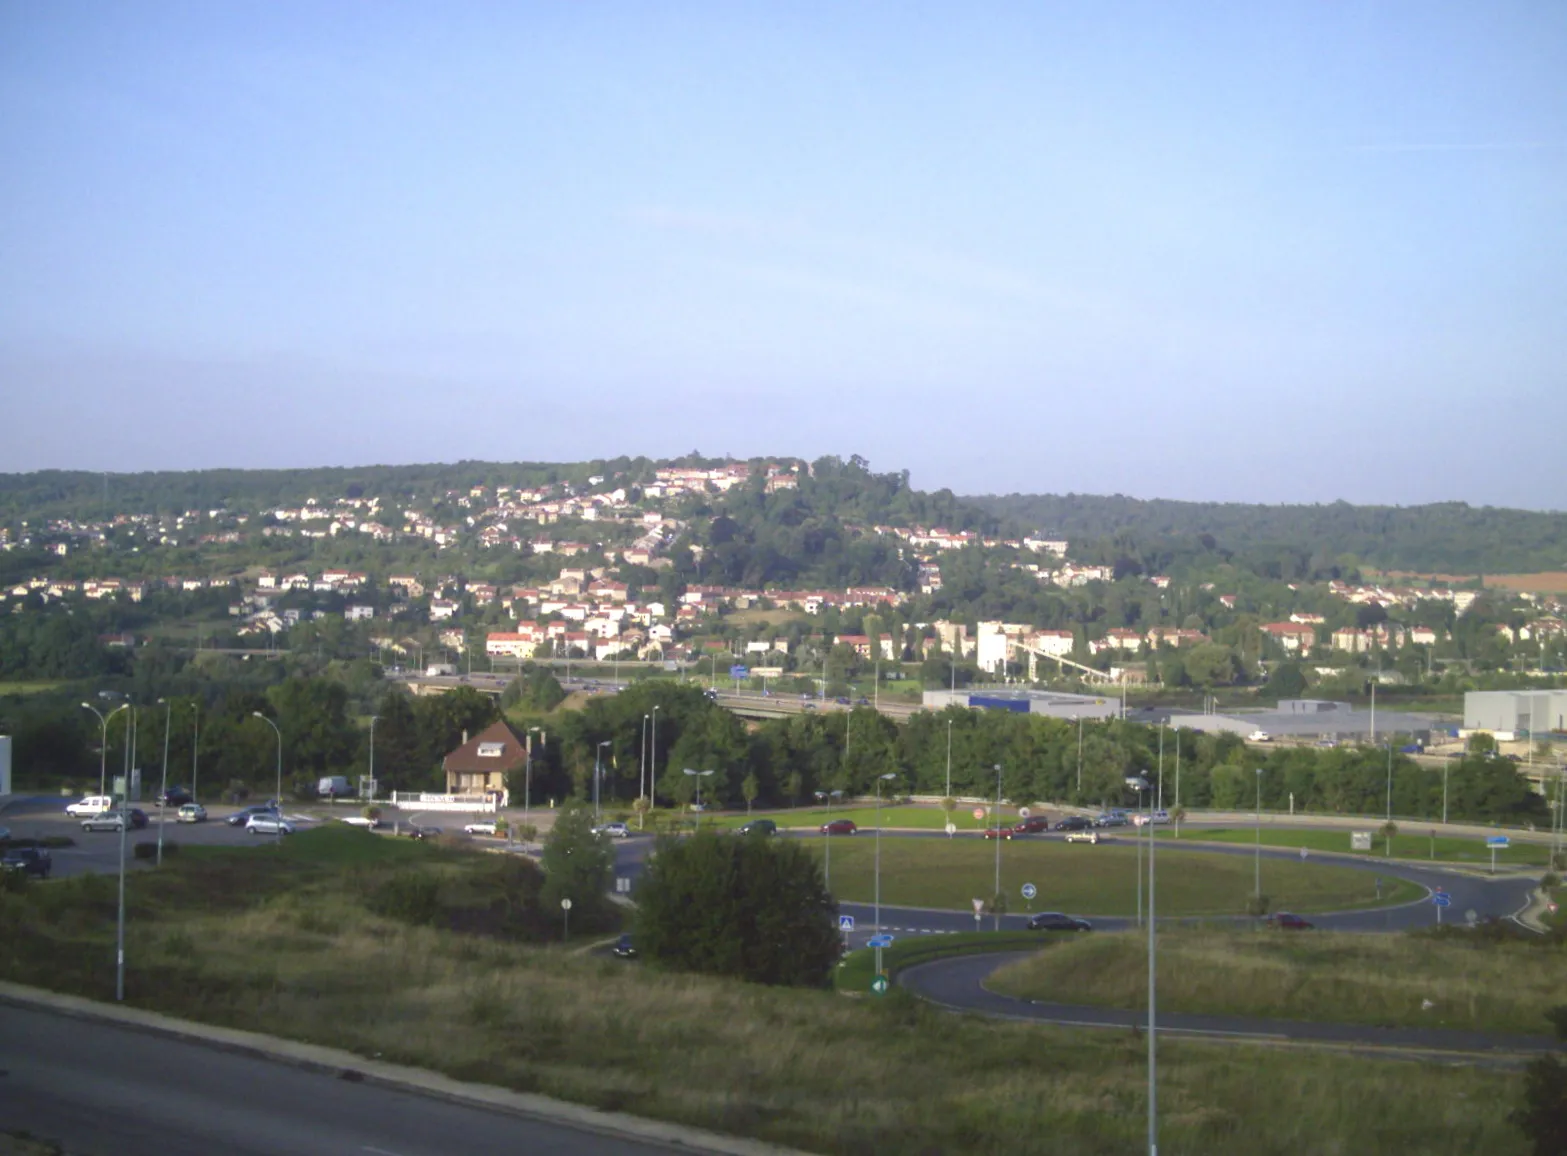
[874,772,898,935]
[81,701,128,799]
[253,713,283,845]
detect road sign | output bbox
[560,898,572,910]
[1351,832,1373,851]
[1018,807,1031,819]
[1021,883,1037,900]
[615,876,631,894]
[867,934,894,948]
[730,664,749,679]
[870,976,888,995]
[1465,908,1478,925]
[972,808,986,821]
[1432,891,1451,907]
[972,898,985,913]
[1486,836,1511,848]
[839,914,855,932]
[1299,847,1309,861]
[944,822,957,835]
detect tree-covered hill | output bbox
[967,493,1567,575]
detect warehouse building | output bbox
[1464,690,1567,738]
[922,687,1123,721]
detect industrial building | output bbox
[1464,690,1567,738]
[922,687,1123,721]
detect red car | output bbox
[983,826,1015,840]
[1265,912,1314,930]
[820,819,857,835]
[1013,816,1051,835]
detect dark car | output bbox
[736,819,777,836]
[157,786,193,807]
[835,696,851,706]
[1027,912,1092,932]
[612,934,636,959]
[1265,912,1314,930]
[400,823,442,840]
[226,804,280,828]
[820,819,857,836]
[856,696,869,705]
[1013,816,1051,835]
[127,808,149,829]
[1,846,51,879]
[1053,816,1092,832]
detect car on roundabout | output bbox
[1,846,51,879]
[1026,912,1092,932]
[735,819,777,836]
[65,795,115,818]
[1263,911,1314,930]
[1064,829,1100,844]
[464,820,501,836]
[1013,816,1051,834]
[1053,816,1092,832]
[226,804,280,828]
[81,809,148,833]
[245,813,295,836]
[157,786,194,808]
[399,823,442,840]
[593,821,631,839]
[982,826,1015,840]
[1093,812,1130,829]
[176,803,207,823]
[612,934,636,959]
[820,819,857,836]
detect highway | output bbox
[0,1002,723,1156]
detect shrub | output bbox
[367,872,442,926]
[1245,894,1272,917]
[132,841,179,861]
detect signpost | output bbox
[867,933,894,991]
[870,976,888,995]
[944,822,957,836]
[1432,888,1451,924]
[1299,847,1308,861]
[1486,835,1510,875]
[972,897,984,928]
[839,915,856,932]
[1351,832,1373,852]
[1018,807,1031,819]
[729,664,748,680]
[972,807,986,822]
[560,897,572,942]
[1021,881,1037,912]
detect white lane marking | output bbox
[363,1147,405,1156]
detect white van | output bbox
[65,795,115,817]
[317,776,353,799]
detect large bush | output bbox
[634,829,840,987]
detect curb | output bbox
[0,981,813,1156]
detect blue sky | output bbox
[2,3,1563,508]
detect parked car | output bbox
[245,813,295,836]
[156,786,193,808]
[1248,730,1272,743]
[176,803,207,823]
[982,826,1014,840]
[1093,813,1129,829]
[1131,811,1171,827]
[593,822,632,839]
[1,846,51,879]
[1054,816,1092,832]
[1065,830,1100,844]
[1013,816,1051,835]
[612,933,637,959]
[464,820,500,836]
[399,823,441,839]
[226,804,280,828]
[1026,912,1091,932]
[820,819,858,836]
[65,795,115,818]
[1264,912,1314,930]
[735,819,777,836]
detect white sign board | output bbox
[972,898,985,913]
[1351,832,1373,851]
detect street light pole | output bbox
[650,706,661,805]
[526,727,545,817]
[815,789,843,890]
[594,739,611,823]
[190,702,200,806]
[115,703,134,1002]
[367,715,378,803]
[81,701,127,799]
[992,763,1003,931]
[1076,715,1084,798]
[945,719,954,799]
[1255,767,1264,900]
[875,772,897,935]
[1385,742,1394,822]
[253,713,283,844]
[1125,772,1156,1154]
[156,698,171,865]
[682,767,714,810]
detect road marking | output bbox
[363,1146,405,1156]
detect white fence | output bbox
[389,791,498,814]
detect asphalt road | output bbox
[896,950,1565,1060]
[0,1002,693,1156]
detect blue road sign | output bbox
[1486,836,1511,848]
[730,664,749,679]
[838,915,855,932]
[867,934,895,948]
[1432,892,1452,907]
[1021,883,1038,900]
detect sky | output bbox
[1,2,1563,509]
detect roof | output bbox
[442,719,529,775]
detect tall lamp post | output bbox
[992,763,1004,931]
[682,767,714,811]
[649,706,661,805]
[156,698,172,865]
[814,788,844,890]
[253,713,283,844]
[1254,767,1265,900]
[81,701,128,799]
[945,719,954,799]
[594,739,612,824]
[1125,773,1156,1156]
[189,700,201,806]
[114,703,135,1002]
[874,772,898,935]
[525,727,546,816]
[367,714,379,802]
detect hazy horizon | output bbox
[3,4,1563,509]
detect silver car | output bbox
[245,813,295,836]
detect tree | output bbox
[1265,662,1307,699]
[1511,1008,1567,1155]
[634,830,840,987]
[538,803,615,930]
[742,771,759,815]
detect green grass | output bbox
[834,931,1041,993]
[808,838,1424,916]
[0,848,1537,1154]
[988,926,1567,1035]
[0,680,64,696]
[1169,826,1552,866]
[703,803,992,831]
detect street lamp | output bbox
[1254,767,1265,900]
[992,763,1004,931]
[114,703,136,1002]
[945,719,954,799]
[682,768,714,811]
[814,788,844,890]
[252,712,283,844]
[367,714,379,803]
[874,772,898,934]
[525,727,546,816]
[1385,741,1394,823]
[156,698,172,865]
[80,701,127,799]
[594,739,612,823]
[1125,773,1156,1155]
[649,706,661,805]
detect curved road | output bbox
[896,950,1564,1060]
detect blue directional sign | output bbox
[1486,836,1511,848]
[838,915,855,932]
[1021,883,1038,901]
[730,664,749,679]
[867,934,895,948]
[1432,892,1452,907]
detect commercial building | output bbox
[922,688,1122,721]
[1464,690,1567,738]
